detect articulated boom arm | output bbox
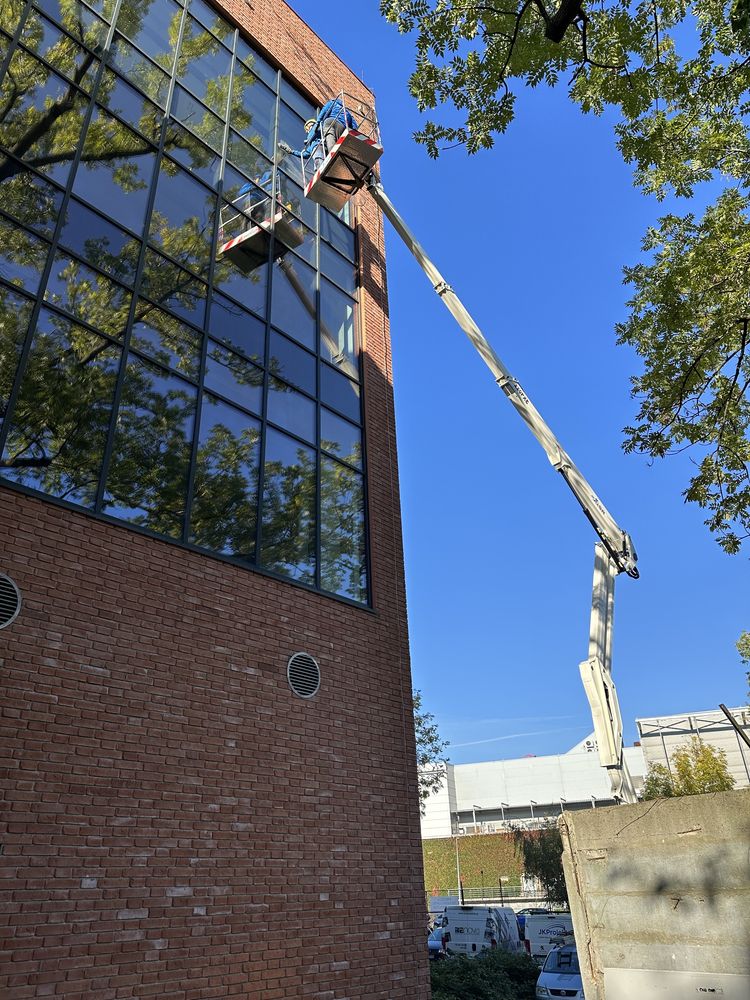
[367,178,638,803]
[368,180,637,580]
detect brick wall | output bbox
[0,2,431,997]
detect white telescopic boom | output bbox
[367,179,638,580]
[367,178,638,803]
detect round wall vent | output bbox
[287,652,320,699]
[0,574,21,629]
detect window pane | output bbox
[213,245,268,317]
[285,221,316,267]
[320,456,366,603]
[130,300,201,379]
[208,293,264,363]
[163,121,220,187]
[225,136,272,191]
[279,82,314,124]
[149,161,216,276]
[21,10,102,89]
[320,207,356,260]
[268,330,315,395]
[186,0,234,46]
[0,168,63,240]
[278,168,315,229]
[0,217,49,294]
[97,68,164,140]
[267,375,314,443]
[116,0,182,72]
[204,339,263,414]
[270,254,315,349]
[0,308,120,507]
[0,54,89,186]
[320,279,357,378]
[190,394,260,558]
[36,0,115,26]
[72,107,156,234]
[170,85,225,151]
[103,354,196,538]
[236,36,276,90]
[45,252,132,338]
[0,286,34,437]
[59,197,141,286]
[108,35,171,107]
[230,64,275,158]
[140,248,207,327]
[321,408,361,468]
[320,362,360,423]
[177,15,231,118]
[276,103,307,186]
[320,242,357,296]
[260,427,315,585]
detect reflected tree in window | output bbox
[261,429,316,584]
[320,456,366,602]
[190,396,260,559]
[0,309,120,505]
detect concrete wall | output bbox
[560,788,750,1000]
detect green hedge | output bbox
[431,949,539,1000]
[423,833,524,893]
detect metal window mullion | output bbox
[351,202,370,604]
[93,0,190,514]
[182,21,235,544]
[0,8,121,463]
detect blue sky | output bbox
[289,2,748,764]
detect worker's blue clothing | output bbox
[288,99,358,160]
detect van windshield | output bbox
[543,948,580,974]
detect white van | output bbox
[441,905,523,958]
[524,912,574,964]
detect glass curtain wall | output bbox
[0,0,367,604]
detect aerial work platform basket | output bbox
[302,93,382,213]
[218,181,303,274]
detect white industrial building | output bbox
[421,706,750,840]
[637,706,750,787]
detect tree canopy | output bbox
[642,735,736,797]
[414,689,449,811]
[381,0,750,552]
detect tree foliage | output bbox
[381,0,750,551]
[738,630,750,699]
[431,948,539,1000]
[642,735,736,798]
[414,689,449,811]
[513,822,568,906]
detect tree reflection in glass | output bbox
[261,427,316,584]
[190,394,260,559]
[103,354,196,538]
[0,308,120,506]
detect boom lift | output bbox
[231,92,639,802]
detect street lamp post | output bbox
[560,797,566,813]
[500,801,508,824]
[530,799,537,822]
[472,804,481,833]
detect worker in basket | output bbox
[279,97,358,171]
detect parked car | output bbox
[536,944,584,998]
[428,925,447,961]
[440,905,523,959]
[516,906,551,938]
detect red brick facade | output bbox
[0,3,431,997]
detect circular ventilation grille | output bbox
[0,574,21,629]
[287,652,320,699]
